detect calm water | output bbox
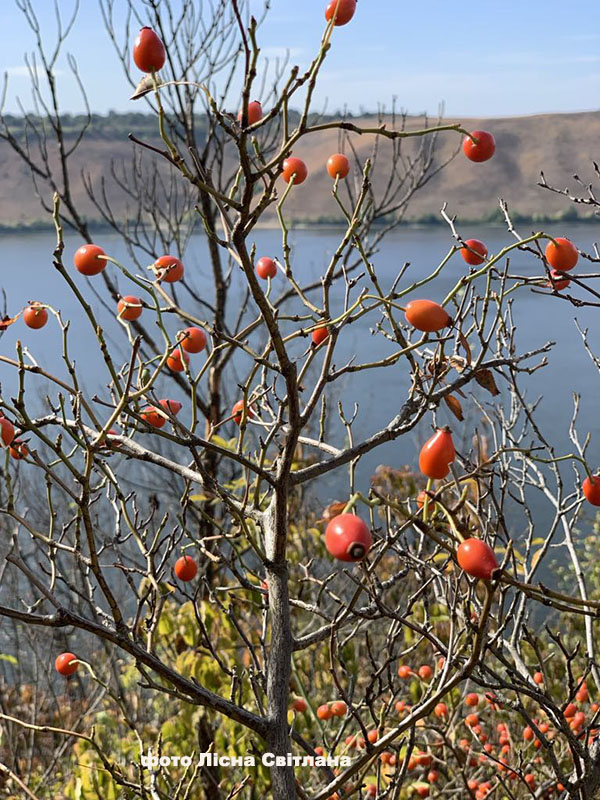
[1,223,600,673]
[1,223,599,508]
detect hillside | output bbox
[278,110,600,225]
[0,110,598,229]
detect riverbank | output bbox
[1,206,594,237]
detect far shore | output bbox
[0,210,596,238]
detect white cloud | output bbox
[260,46,303,60]
[4,66,36,78]
[4,65,64,78]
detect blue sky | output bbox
[1,0,599,118]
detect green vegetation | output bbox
[285,204,594,229]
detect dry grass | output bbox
[1,110,598,228]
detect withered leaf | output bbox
[174,633,188,654]
[457,331,472,365]
[0,314,20,331]
[474,434,490,464]
[448,355,467,373]
[130,74,161,100]
[320,500,348,522]
[475,369,500,396]
[425,356,448,377]
[445,394,464,421]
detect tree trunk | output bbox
[199,193,225,585]
[264,487,296,799]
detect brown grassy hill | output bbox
[1,111,598,229]
[279,111,600,224]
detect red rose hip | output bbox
[174,555,198,582]
[331,701,347,716]
[327,153,350,179]
[547,269,570,291]
[583,475,600,506]
[158,398,182,416]
[0,418,15,446]
[232,399,255,426]
[545,237,578,271]
[325,513,372,561]
[180,327,207,354]
[312,326,330,346]
[23,303,48,329]
[55,652,78,676]
[117,296,143,321]
[291,697,308,713]
[419,428,456,480]
[457,538,499,580]
[133,27,166,73]
[282,157,308,185]
[74,244,107,276]
[325,0,357,26]
[154,254,184,283]
[140,406,166,428]
[405,300,452,333]
[166,348,190,372]
[238,101,263,126]
[461,239,488,266]
[9,440,28,460]
[463,130,496,163]
[256,257,277,280]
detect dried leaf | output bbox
[0,314,20,330]
[474,434,490,464]
[444,394,464,422]
[474,369,500,396]
[448,355,467,373]
[320,500,348,522]
[174,633,188,654]
[425,356,448,377]
[130,74,161,100]
[457,331,472,365]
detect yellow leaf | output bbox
[209,434,236,450]
[531,549,544,569]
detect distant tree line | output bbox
[0,108,388,141]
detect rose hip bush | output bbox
[0,1,600,799]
